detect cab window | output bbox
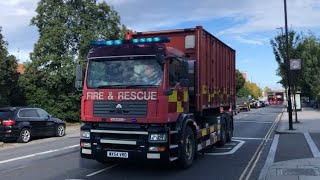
[169,58,185,87]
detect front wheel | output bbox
[179,126,195,169]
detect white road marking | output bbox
[304,133,320,158]
[0,144,79,164]
[86,164,118,177]
[235,121,273,124]
[266,134,279,164]
[239,111,283,180]
[258,135,281,180]
[205,140,245,155]
[233,137,273,140]
[213,147,232,150]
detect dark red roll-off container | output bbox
[132,26,236,112]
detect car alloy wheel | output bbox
[18,128,31,143]
[56,125,65,137]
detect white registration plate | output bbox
[107,151,128,158]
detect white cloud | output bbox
[105,0,320,34]
[234,36,268,45]
[0,0,37,30]
[1,0,319,62]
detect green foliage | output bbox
[271,30,320,99]
[270,30,303,89]
[237,83,252,98]
[299,34,320,98]
[23,0,126,120]
[236,69,245,93]
[237,81,262,100]
[0,27,21,106]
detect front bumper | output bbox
[80,123,171,163]
[81,145,169,162]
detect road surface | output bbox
[0,106,284,180]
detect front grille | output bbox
[92,129,148,151]
[93,100,148,117]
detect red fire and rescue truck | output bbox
[75,26,236,168]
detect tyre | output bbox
[179,126,195,169]
[17,128,31,143]
[56,124,65,137]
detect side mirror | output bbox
[47,114,51,120]
[156,47,166,64]
[75,64,83,90]
[163,89,173,96]
[76,64,82,81]
[179,78,189,88]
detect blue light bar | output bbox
[106,40,113,45]
[153,37,161,42]
[91,37,170,46]
[114,40,122,45]
[132,39,139,43]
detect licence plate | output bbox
[107,151,128,158]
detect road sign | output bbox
[290,59,301,70]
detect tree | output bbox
[22,0,126,120]
[0,27,20,106]
[237,83,252,98]
[236,69,245,93]
[270,29,303,90]
[246,82,262,99]
[299,34,320,99]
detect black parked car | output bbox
[0,107,66,143]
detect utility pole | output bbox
[284,0,293,130]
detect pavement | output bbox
[260,107,320,180]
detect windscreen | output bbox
[0,110,12,120]
[87,59,163,88]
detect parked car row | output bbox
[251,100,269,109]
[234,98,269,115]
[0,107,66,143]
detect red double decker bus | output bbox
[267,91,284,105]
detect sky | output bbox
[1,0,320,90]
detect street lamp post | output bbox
[284,0,293,130]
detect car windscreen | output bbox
[87,58,163,88]
[0,110,13,120]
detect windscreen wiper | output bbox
[125,84,157,88]
[96,85,127,89]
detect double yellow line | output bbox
[238,108,284,180]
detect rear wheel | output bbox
[17,128,31,143]
[179,126,195,169]
[56,124,65,137]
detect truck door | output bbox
[168,58,189,115]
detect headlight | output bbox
[149,133,167,142]
[80,130,90,139]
